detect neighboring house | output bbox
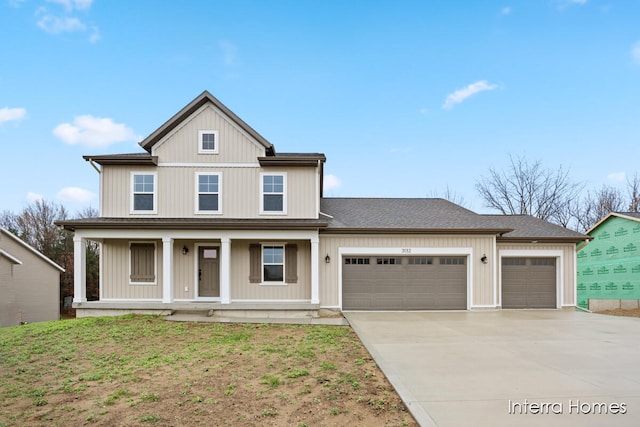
[0,227,64,327]
[577,212,640,311]
[59,91,588,318]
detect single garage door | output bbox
[502,257,556,309]
[342,256,467,310]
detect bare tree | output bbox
[430,185,468,207]
[475,155,583,224]
[627,172,640,212]
[573,186,625,232]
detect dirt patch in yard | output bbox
[594,308,640,318]
[0,315,417,426]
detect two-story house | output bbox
[60,91,588,318]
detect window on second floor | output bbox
[131,172,157,214]
[260,173,286,214]
[198,130,219,154]
[196,172,221,214]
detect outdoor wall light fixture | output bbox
[325,254,331,263]
[480,254,488,264]
[182,246,189,255]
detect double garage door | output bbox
[342,256,467,310]
[501,257,557,309]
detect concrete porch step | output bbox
[164,312,349,326]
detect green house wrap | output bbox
[577,213,640,309]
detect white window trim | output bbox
[259,172,287,215]
[130,171,158,214]
[261,243,286,286]
[198,130,219,154]
[194,172,222,215]
[128,241,157,285]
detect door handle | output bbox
[199,269,202,281]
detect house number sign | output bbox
[401,248,411,254]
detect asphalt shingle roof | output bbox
[481,215,588,240]
[320,198,509,231]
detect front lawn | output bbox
[0,315,416,426]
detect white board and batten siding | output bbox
[100,239,163,300]
[230,240,311,301]
[497,242,576,307]
[152,104,265,164]
[319,234,495,309]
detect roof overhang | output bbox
[58,218,328,232]
[258,154,326,167]
[586,212,640,235]
[0,249,22,265]
[0,228,65,272]
[321,228,514,235]
[496,236,591,244]
[83,155,158,166]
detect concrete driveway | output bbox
[344,310,640,427]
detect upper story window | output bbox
[260,173,287,214]
[131,172,157,214]
[198,130,219,154]
[196,172,221,214]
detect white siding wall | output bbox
[230,240,311,300]
[101,239,163,300]
[0,234,60,326]
[497,242,577,307]
[319,234,496,308]
[153,105,265,163]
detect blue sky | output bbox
[1,0,639,215]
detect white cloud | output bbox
[53,115,139,147]
[555,0,587,9]
[57,187,95,202]
[631,41,640,65]
[323,174,341,191]
[0,107,27,124]
[501,6,511,15]
[37,15,86,33]
[26,192,44,203]
[89,26,100,43]
[607,172,626,183]
[442,80,499,110]
[219,40,238,66]
[46,0,93,11]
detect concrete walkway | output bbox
[345,310,640,427]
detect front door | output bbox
[198,246,220,298]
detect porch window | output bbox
[263,245,284,282]
[131,172,157,213]
[196,173,221,213]
[249,243,297,284]
[130,242,156,284]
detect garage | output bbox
[502,257,557,308]
[342,256,467,310]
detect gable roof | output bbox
[139,90,275,155]
[0,228,65,272]
[586,212,640,235]
[481,215,589,243]
[320,198,512,234]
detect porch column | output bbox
[310,236,319,304]
[162,237,173,303]
[220,237,231,304]
[73,235,87,303]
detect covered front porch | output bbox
[71,228,322,316]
